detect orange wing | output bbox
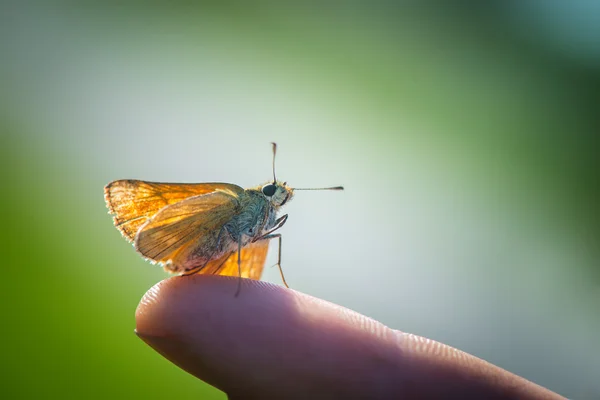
[104,180,244,242]
[190,239,270,280]
[134,191,241,268]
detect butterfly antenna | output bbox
[271,142,277,183]
[293,186,344,191]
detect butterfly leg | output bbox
[253,214,288,241]
[234,235,243,297]
[255,233,289,288]
[251,214,289,287]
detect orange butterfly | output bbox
[104,143,343,292]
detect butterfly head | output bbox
[260,181,294,208]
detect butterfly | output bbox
[104,143,343,292]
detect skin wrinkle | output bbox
[136,276,565,399]
[392,331,561,399]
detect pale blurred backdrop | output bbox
[1,2,599,399]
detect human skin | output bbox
[135,275,565,399]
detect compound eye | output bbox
[262,184,277,197]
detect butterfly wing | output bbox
[104,180,244,242]
[134,190,242,270]
[197,239,270,280]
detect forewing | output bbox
[104,180,244,242]
[134,191,240,265]
[198,240,270,280]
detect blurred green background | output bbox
[1,1,599,398]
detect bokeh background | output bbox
[2,1,599,398]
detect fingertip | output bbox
[135,275,287,339]
[135,276,312,395]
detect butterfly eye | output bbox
[262,184,277,197]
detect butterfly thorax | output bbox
[224,190,273,244]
